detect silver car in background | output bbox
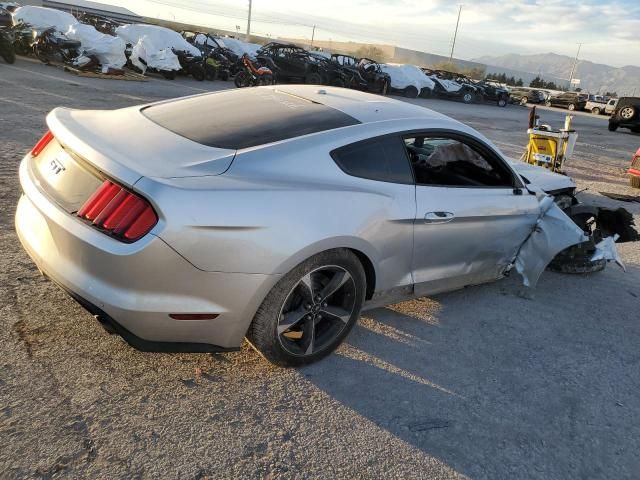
[15,85,579,366]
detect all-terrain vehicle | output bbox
[608,97,640,133]
[256,42,330,84]
[32,26,81,65]
[234,53,275,87]
[474,79,510,107]
[181,30,240,76]
[422,68,483,104]
[174,48,206,81]
[330,54,390,94]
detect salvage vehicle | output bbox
[608,97,640,133]
[381,63,434,98]
[605,98,618,115]
[256,42,329,84]
[308,52,350,87]
[330,54,391,94]
[234,53,274,87]
[174,48,206,81]
[422,69,483,104]
[16,86,623,366]
[0,25,15,63]
[181,30,240,76]
[473,79,510,107]
[32,26,81,65]
[545,92,587,111]
[509,87,545,105]
[585,100,607,115]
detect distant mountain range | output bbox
[473,53,640,96]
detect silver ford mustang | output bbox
[15,85,584,366]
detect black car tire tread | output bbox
[305,72,323,85]
[246,249,366,367]
[404,86,419,98]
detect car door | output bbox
[404,132,540,296]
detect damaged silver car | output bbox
[15,86,627,366]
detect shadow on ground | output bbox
[303,263,640,479]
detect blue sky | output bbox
[102,0,640,67]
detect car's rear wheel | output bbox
[404,85,419,98]
[568,103,576,111]
[520,96,528,105]
[234,71,252,88]
[247,249,366,367]
[497,97,507,107]
[608,122,618,132]
[591,107,601,115]
[462,91,474,104]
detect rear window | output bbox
[141,89,360,150]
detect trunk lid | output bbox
[46,106,236,185]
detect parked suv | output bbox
[608,97,640,133]
[545,92,587,111]
[509,87,545,104]
[256,42,330,84]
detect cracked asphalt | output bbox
[1,57,640,479]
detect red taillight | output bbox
[31,130,54,157]
[77,180,158,242]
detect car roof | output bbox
[273,85,451,124]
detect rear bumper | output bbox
[15,157,280,351]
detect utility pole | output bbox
[568,43,582,90]
[448,5,462,65]
[246,0,252,42]
[310,25,316,48]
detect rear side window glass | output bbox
[331,137,414,184]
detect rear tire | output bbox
[246,249,366,367]
[305,72,323,85]
[462,91,474,104]
[521,96,529,105]
[497,97,507,107]
[234,71,252,88]
[404,85,419,98]
[568,103,576,111]
[591,107,601,115]
[191,65,205,81]
[608,122,618,132]
[1,47,16,64]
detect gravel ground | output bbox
[1,58,640,480]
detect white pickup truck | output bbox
[586,98,617,115]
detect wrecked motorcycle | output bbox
[0,26,15,64]
[234,54,275,88]
[32,27,81,65]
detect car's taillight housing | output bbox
[77,180,158,242]
[31,130,54,157]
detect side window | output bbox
[331,137,413,184]
[403,136,514,187]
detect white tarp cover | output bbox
[66,23,126,68]
[380,63,435,91]
[116,24,201,72]
[514,195,588,287]
[221,37,261,57]
[12,5,76,33]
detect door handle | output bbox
[424,211,455,224]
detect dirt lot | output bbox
[1,58,640,480]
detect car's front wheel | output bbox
[247,249,366,366]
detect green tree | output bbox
[516,78,523,86]
[530,76,543,88]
